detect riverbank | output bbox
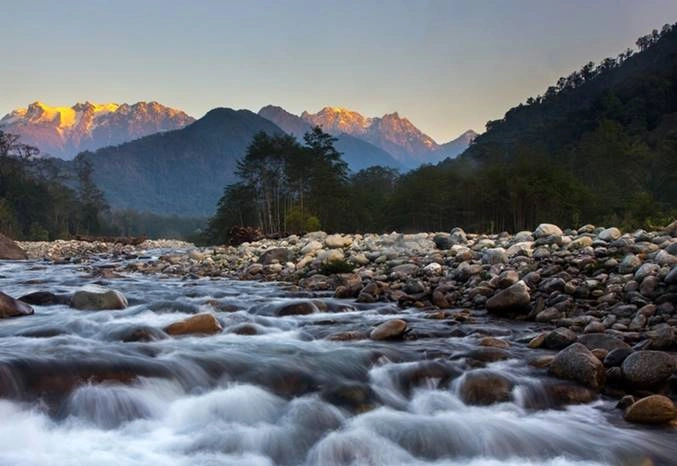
[9,222,677,425]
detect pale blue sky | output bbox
[2,0,676,141]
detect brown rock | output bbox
[164,313,223,336]
[480,336,511,349]
[528,333,546,349]
[369,319,407,340]
[0,233,27,260]
[624,395,676,424]
[0,291,34,318]
[459,371,513,405]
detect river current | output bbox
[0,252,674,466]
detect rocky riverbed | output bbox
[1,223,676,464]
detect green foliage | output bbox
[208,127,350,242]
[305,216,321,232]
[0,130,99,240]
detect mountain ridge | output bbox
[0,101,195,159]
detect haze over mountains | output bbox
[0,101,194,159]
[260,105,477,167]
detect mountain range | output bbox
[1,101,477,216]
[1,101,476,168]
[260,105,477,167]
[0,101,194,159]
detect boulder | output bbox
[301,240,323,255]
[598,227,621,242]
[19,291,71,306]
[549,343,605,390]
[277,301,317,316]
[624,395,676,425]
[485,281,531,313]
[0,233,27,260]
[324,234,353,248]
[603,348,634,367]
[578,333,631,352]
[369,319,407,340]
[164,313,223,336]
[481,248,508,265]
[621,351,676,388]
[458,371,513,406]
[258,248,293,265]
[71,286,128,310]
[0,291,34,318]
[533,224,563,238]
[618,254,642,274]
[543,328,577,350]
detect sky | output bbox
[2,0,677,142]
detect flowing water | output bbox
[0,253,675,466]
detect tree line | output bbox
[0,130,205,241]
[0,130,110,239]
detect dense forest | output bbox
[209,23,677,242]
[0,130,108,239]
[0,130,204,240]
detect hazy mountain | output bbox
[78,108,283,216]
[259,105,403,171]
[0,101,194,159]
[300,107,439,167]
[261,105,476,168]
[434,130,479,162]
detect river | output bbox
[0,252,674,466]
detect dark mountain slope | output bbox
[78,108,284,216]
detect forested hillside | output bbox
[77,108,284,216]
[382,23,677,233]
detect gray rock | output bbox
[634,263,659,282]
[391,263,419,276]
[533,224,563,238]
[481,248,508,265]
[647,324,675,350]
[665,266,677,285]
[621,350,676,388]
[619,254,642,274]
[549,343,605,389]
[449,228,468,245]
[0,291,34,318]
[603,348,634,367]
[486,281,531,313]
[598,227,621,242]
[578,333,631,351]
[259,248,293,265]
[71,286,128,310]
[584,321,606,334]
